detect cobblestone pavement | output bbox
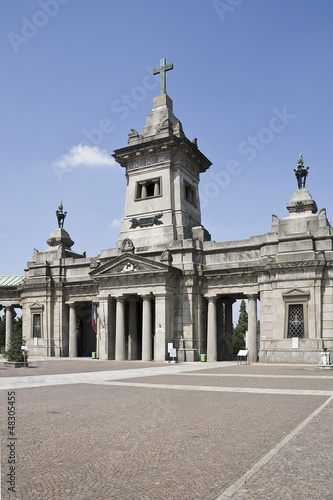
[0,360,332,499]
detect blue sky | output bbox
[1,0,333,279]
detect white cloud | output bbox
[110,217,123,227]
[53,143,115,171]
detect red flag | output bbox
[92,303,98,333]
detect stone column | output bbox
[154,292,174,362]
[5,306,13,349]
[115,297,126,361]
[98,299,108,361]
[248,296,258,363]
[108,298,116,360]
[207,297,217,362]
[128,299,138,360]
[154,180,160,196]
[225,299,235,361]
[198,294,206,357]
[68,303,77,358]
[216,300,224,361]
[142,296,152,362]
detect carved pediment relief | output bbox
[121,238,134,253]
[89,253,175,279]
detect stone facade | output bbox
[1,91,332,364]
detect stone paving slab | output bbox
[0,383,327,500]
[116,373,333,392]
[0,359,167,378]
[0,363,237,391]
[188,364,333,377]
[223,398,333,499]
[0,361,333,499]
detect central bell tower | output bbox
[113,59,212,249]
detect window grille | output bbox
[33,314,41,338]
[287,304,304,338]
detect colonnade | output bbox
[67,294,258,363]
[0,305,20,350]
[207,295,258,363]
[68,295,156,361]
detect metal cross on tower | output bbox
[153,58,173,95]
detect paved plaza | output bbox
[0,358,332,499]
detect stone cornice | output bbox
[113,135,211,173]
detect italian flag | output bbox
[92,303,98,334]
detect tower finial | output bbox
[153,58,174,95]
[56,201,67,228]
[294,153,310,189]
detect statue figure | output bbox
[56,201,67,228]
[294,153,310,189]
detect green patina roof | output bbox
[0,276,24,287]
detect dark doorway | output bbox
[76,302,96,357]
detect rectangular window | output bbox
[184,182,196,205]
[33,314,41,338]
[135,178,161,200]
[287,304,304,338]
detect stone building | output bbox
[1,61,332,364]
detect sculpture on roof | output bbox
[56,201,67,228]
[294,153,310,189]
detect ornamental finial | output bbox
[294,153,310,189]
[153,58,174,95]
[56,201,67,228]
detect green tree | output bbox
[3,309,26,362]
[233,299,248,354]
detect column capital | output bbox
[142,294,153,301]
[205,294,218,301]
[114,295,126,302]
[247,294,259,300]
[2,303,14,309]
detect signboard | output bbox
[261,334,267,341]
[167,343,173,353]
[237,350,248,357]
[100,328,107,335]
[21,346,28,351]
[156,327,165,334]
[292,337,299,349]
[169,348,177,358]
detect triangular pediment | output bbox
[89,253,177,279]
[30,302,44,311]
[282,288,310,298]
